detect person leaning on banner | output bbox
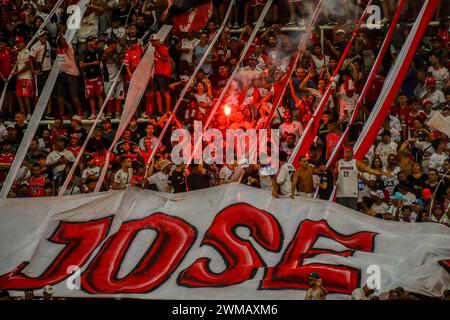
[334,146,392,211]
[305,272,328,300]
[351,283,378,300]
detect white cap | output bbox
[335,29,346,34]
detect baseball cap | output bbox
[6,123,15,129]
[14,36,25,44]
[335,29,346,34]
[230,36,239,41]
[414,199,424,206]
[149,34,160,41]
[308,272,321,280]
[370,190,385,200]
[102,117,111,124]
[86,35,97,42]
[128,36,138,43]
[248,54,258,61]
[390,192,404,200]
[85,154,93,160]
[425,76,436,85]
[422,188,432,199]
[422,99,433,105]
[71,115,82,123]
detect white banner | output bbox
[0,184,449,299]
[427,112,450,138]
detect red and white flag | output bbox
[171,1,213,33]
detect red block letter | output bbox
[261,220,376,295]
[178,203,282,287]
[81,213,196,293]
[0,217,113,290]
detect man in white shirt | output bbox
[111,156,133,190]
[273,151,295,197]
[421,76,446,108]
[427,54,449,91]
[370,190,389,215]
[279,109,303,142]
[429,138,448,172]
[375,130,398,167]
[219,162,237,184]
[30,30,53,118]
[148,159,173,192]
[338,79,359,121]
[178,32,200,66]
[351,283,376,300]
[46,136,75,178]
[11,36,34,119]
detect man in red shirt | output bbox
[0,35,14,118]
[151,33,172,114]
[0,140,14,183]
[123,36,142,84]
[28,163,49,197]
[325,120,341,160]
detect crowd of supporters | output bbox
[0,0,449,228]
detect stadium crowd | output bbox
[0,0,449,232]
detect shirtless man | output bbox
[291,156,314,198]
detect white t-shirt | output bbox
[16,49,33,80]
[46,150,75,175]
[30,41,52,71]
[402,191,416,206]
[82,166,100,179]
[351,288,372,300]
[429,152,448,172]
[338,92,359,120]
[381,166,400,194]
[105,26,125,39]
[336,159,359,198]
[113,168,133,187]
[375,141,398,167]
[312,54,329,74]
[180,38,200,64]
[279,121,303,141]
[148,171,169,192]
[219,165,235,183]
[423,89,446,108]
[276,162,296,196]
[194,93,212,114]
[78,12,99,42]
[427,65,449,90]
[371,201,389,215]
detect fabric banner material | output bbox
[0,183,449,299]
[427,112,450,138]
[0,0,91,199]
[353,0,440,160]
[95,25,172,192]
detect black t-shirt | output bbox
[407,174,428,198]
[187,172,210,191]
[80,49,102,79]
[318,169,334,200]
[68,127,88,144]
[425,182,448,202]
[169,169,187,193]
[86,136,108,153]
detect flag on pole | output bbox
[167,0,213,33]
[353,0,441,161]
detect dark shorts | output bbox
[56,73,80,98]
[336,197,358,211]
[36,70,51,95]
[0,76,16,93]
[153,75,170,92]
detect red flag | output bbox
[353,0,440,161]
[172,1,213,33]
